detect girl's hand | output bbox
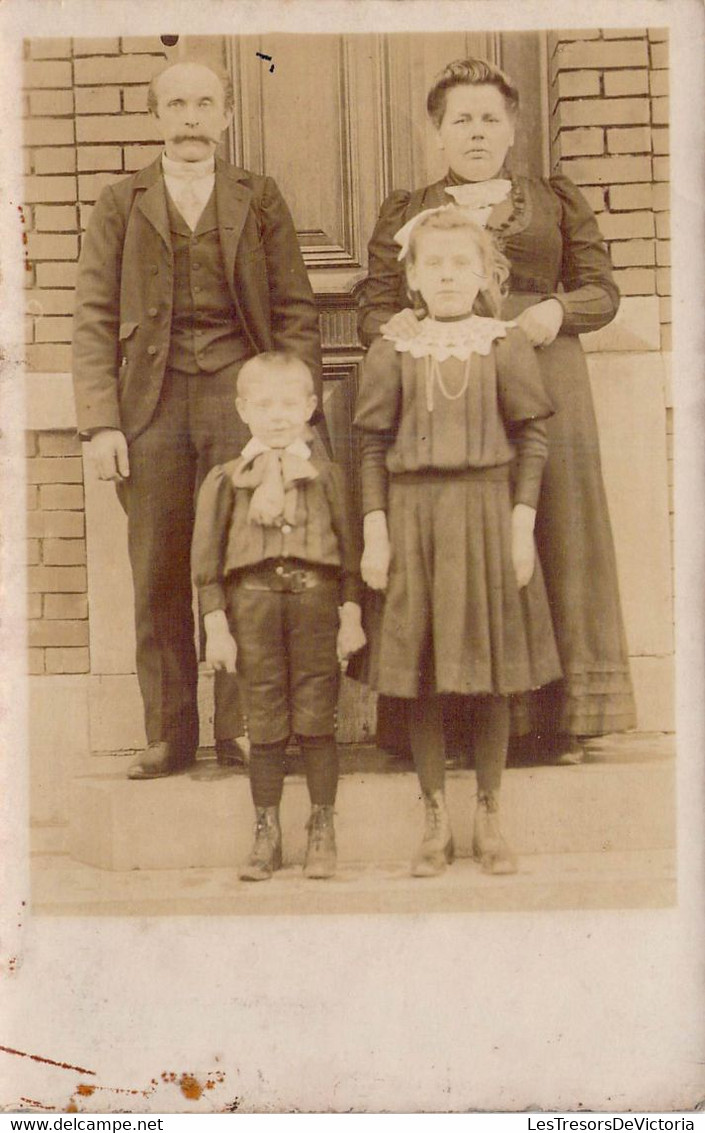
[381,308,423,339]
[515,299,564,348]
[204,610,238,673]
[361,511,391,591]
[337,602,367,665]
[511,504,537,589]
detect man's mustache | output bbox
[172,134,219,144]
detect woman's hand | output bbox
[361,510,391,591]
[381,308,423,340]
[204,610,238,673]
[511,504,537,589]
[515,299,564,348]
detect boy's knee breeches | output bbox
[226,565,340,744]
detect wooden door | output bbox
[178,31,548,741]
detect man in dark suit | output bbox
[72,59,323,779]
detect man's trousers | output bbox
[117,363,250,756]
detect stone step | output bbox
[31,850,676,917]
[67,751,675,872]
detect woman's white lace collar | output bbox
[444,179,512,227]
[382,315,512,362]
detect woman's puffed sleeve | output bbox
[496,327,554,510]
[357,191,412,345]
[548,173,620,335]
[495,327,554,424]
[354,338,402,514]
[191,464,236,616]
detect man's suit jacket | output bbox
[72,156,323,442]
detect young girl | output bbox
[354,206,562,877]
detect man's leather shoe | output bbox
[127,741,195,780]
[215,737,250,767]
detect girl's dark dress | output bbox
[358,173,636,739]
[355,318,561,700]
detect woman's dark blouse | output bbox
[358,174,619,346]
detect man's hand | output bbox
[88,428,130,481]
[511,504,537,589]
[381,307,423,339]
[337,602,366,666]
[361,510,391,591]
[515,299,564,348]
[203,610,238,673]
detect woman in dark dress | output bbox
[358,57,636,762]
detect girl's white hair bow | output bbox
[393,179,512,261]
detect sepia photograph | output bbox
[1,0,703,1115]
[24,23,676,915]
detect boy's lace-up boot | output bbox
[472,790,518,875]
[411,789,455,877]
[239,806,282,881]
[303,804,337,879]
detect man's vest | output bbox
[165,188,251,374]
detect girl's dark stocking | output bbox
[472,695,510,795]
[408,695,445,795]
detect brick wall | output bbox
[549,27,670,350]
[26,430,88,675]
[549,28,673,612]
[23,36,169,374]
[23,38,169,676]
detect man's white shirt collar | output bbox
[161,153,216,180]
[161,153,215,229]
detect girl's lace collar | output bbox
[382,314,512,361]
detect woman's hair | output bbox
[426,57,519,127]
[404,207,510,319]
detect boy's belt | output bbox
[235,560,338,593]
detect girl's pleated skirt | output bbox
[374,465,562,699]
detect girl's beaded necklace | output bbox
[423,354,471,412]
[382,312,513,414]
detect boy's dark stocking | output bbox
[240,739,286,882]
[249,739,287,808]
[298,733,338,806]
[298,734,338,879]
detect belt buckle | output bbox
[273,563,306,592]
[288,568,307,593]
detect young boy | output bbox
[192,352,366,881]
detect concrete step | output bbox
[66,746,675,872]
[31,849,676,916]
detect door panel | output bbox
[216,32,545,740]
[380,32,501,191]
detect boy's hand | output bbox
[203,610,238,673]
[362,510,391,591]
[512,504,536,589]
[337,602,366,666]
[381,308,423,339]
